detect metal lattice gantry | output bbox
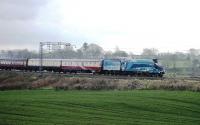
[39,42,72,75]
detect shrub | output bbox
[0,71,200,91]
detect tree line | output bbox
[0,43,200,76]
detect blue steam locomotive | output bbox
[101,59,165,77]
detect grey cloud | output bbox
[0,0,47,20]
[0,19,89,50]
[0,0,89,50]
[0,0,49,50]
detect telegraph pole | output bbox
[39,42,71,76]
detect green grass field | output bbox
[0,90,200,125]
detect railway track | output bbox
[1,69,200,81]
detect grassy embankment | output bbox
[0,90,200,125]
[0,71,200,91]
[0,71,200,124]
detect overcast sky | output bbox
[0,0,200,53]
